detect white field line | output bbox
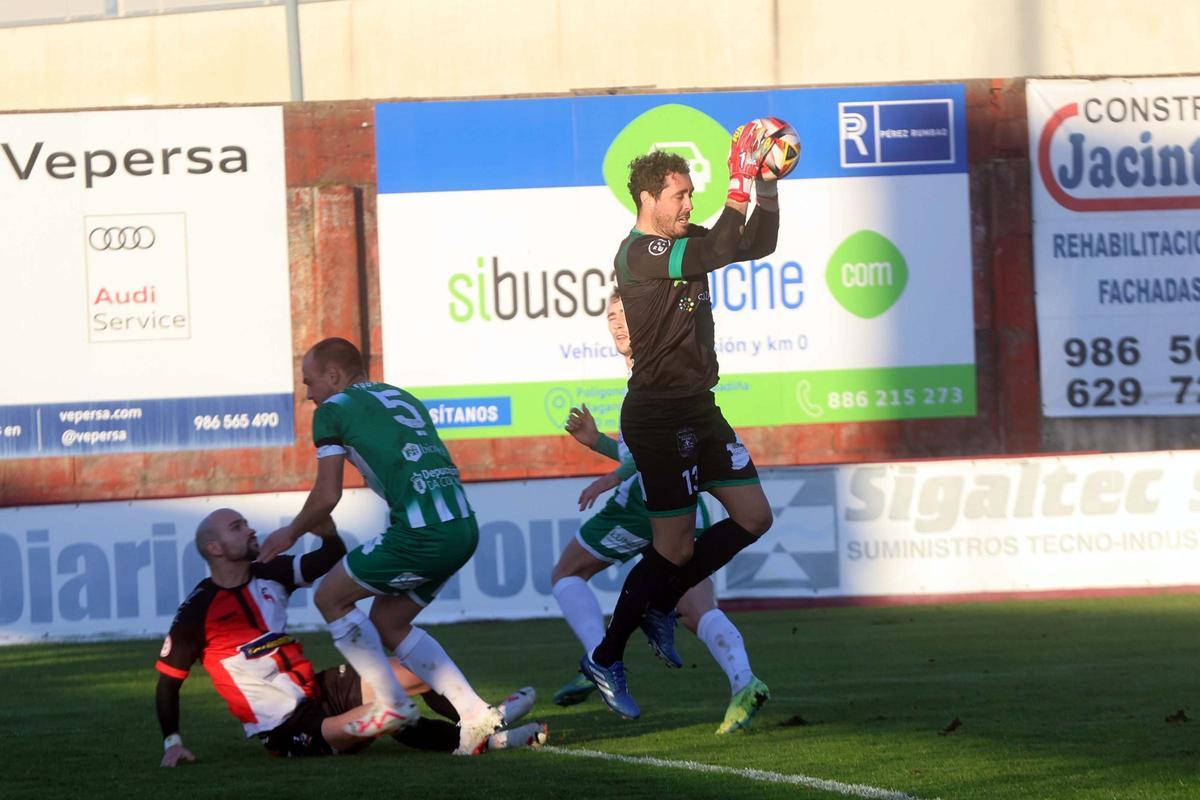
[539,746,941,800]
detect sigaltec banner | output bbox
[375,86,975,440]
[1028,78,1200,417]
[0,107,294,459]
[4,451,1197,642]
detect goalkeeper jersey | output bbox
[312,381,473,530]
[614,205,779,399]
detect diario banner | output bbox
[1028,78,1200,417]
[4,451,1196,642]
[375,86,975,439]
[0,107,294,458]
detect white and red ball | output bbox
[754,116,801,180]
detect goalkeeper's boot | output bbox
[716,676,771,735]
[453,704,505,756]
[640,608,683,668]
[344,696,419,738]
[580,651,640,720]
[553,672,596,707]
[484,721,549,752]
[498,686,536,725]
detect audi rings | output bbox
[88,226,155,250]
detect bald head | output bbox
[195,508,257,563]
[302,337,366,406]
[306,337,364,376]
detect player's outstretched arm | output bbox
[297,516,348,584]
[736,185,780,261]
[578,471,622,511]
[564,404,600,449]
[156,674,196,767]
[260,455,345,562]
[566,404,630,465]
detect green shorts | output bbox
[343,515,479,606]
[577,495,711,565]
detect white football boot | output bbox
[453,705,505,756]
[343,696,419,738]
[497,687,536,726]
[484,721,549,752]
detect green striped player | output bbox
[259,338,535,755]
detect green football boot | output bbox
[716,676,770,734]
[552,672,596,707]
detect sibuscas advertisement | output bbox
[374,86,975,440]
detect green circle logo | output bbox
[826,230,909,319]
[602,104,731,223]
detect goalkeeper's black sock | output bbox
[591,547,681,667]
[650,518,759,612]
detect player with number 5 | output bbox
[259,338,535,755]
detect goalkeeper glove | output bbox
[727,121,768,203]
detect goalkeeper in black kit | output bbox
[579,119,788,720]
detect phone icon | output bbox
[795,380,823,418]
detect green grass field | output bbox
[3,595,1198,799]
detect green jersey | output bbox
[312,381,473,530]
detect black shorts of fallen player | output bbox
[262,664,363,757]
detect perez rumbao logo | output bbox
[1,141,249,188]
[1037,93,1200,212]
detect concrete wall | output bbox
[1,0,1199,110]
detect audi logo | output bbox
[88,226,155,251]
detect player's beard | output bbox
[653,207,689,239]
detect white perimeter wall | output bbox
[2,450,1198,643]
[1,0,1198,110]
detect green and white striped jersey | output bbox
[312,382,472,530]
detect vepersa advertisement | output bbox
[1028,78,1200,417]
[0,107,295,458]
[375,86,975,440]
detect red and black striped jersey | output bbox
[155,555,319,737]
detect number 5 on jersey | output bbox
[368,388,428,436]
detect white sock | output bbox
[696,609,754,695]
[327,608,404,706]
[552,576,606,654]
[395,626,489,721]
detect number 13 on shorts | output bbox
[681,465,699,496]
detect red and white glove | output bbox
[727,120,768,203]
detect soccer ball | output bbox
[755,117,801,180]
